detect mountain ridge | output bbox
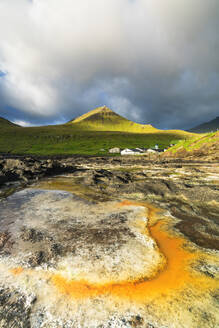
[0,117,20,128]
[189,116,219,133]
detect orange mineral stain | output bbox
[52,224,196,301]
[10,267,24,275]
[52,201,205,301]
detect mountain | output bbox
[189,116,219,133]
[163,131,219,161]
[68,106,158,133]
[0,117,20,128]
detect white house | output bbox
[120,147,164,155]
[121,148,143,155]
[135,148,145,152]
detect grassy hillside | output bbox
[189,116,219,133]
[0,124,194,156]
[163,131,219,160]
[0,117,20,128]
[0,107,196,156]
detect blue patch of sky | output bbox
[0,71,6,78]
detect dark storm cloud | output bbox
[0,0,218,128]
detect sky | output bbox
[0,0,219,129]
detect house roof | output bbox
[122,148,144,153]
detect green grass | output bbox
[0,123,194,156]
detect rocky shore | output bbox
[0,154,216,188]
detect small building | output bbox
[135,147,147,152]
[121,148,144,155]
[109,147,121,153]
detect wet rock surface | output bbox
[0,157,219,327]
[0,287,36,328]
[39,161,219,252]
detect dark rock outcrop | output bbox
[0,157,77,188]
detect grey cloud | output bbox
[0,0,218,129]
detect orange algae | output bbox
[10,267,24,275]
[51,201,200,301]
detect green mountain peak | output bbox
[68,106,158,133]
